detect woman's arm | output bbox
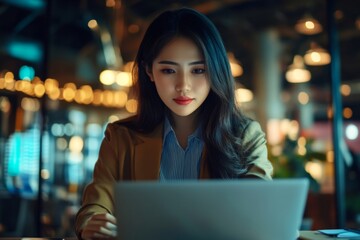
[75,123,128,239]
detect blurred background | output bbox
[0,0,359,237]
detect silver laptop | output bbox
[114,179,309,240]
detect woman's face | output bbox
[147,37,211,118]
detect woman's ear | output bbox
[145,66,154,82]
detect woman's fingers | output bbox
[90,213,116,223]
[90,213,117,230]
[103,212,117,225]
[82,229,114,239]
[81,213,117,239]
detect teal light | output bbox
[2,0,45,9]
[19,65,35,81]
[8,132,21,176]
[7,41,42,62]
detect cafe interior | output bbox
[0,0,359,238]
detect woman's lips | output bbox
[173,96,193,105]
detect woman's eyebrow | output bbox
[157,60,205,65]
[189,60,205,65]
[157,60,177,65]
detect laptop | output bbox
[114,179,309,240]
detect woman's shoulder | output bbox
[106,115,138,134]
[113,115,138,127]
[100,116,143,146]
[235,115,265,138]
[106,115,163,138]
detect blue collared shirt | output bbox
[159,118,204,181]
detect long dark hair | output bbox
[132,7,251,178]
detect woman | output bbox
[75,7,273,239]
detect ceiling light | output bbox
[304,43,331,66]
[295,15,323,35]
[286,55,311,83]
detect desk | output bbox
[0,238,77,240]
[2,233,360,240]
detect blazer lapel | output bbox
[133,124,163,180]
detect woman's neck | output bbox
[170,111,200,149]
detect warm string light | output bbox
[0,72,137,111]
[99,61,134,87]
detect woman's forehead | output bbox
[155,37,204,62]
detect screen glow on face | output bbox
[148,37,210,119]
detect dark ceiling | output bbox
[0,0,359,117]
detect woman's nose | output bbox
[175,72,190,92]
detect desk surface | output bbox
[2,232,360,240]
[0,238,77,240]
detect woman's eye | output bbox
[192,68,205,74]
[161,69,175,74]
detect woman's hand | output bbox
[81,213,117,240]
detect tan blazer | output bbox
[75,120,273,237]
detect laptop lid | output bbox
[114,179,309,240]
